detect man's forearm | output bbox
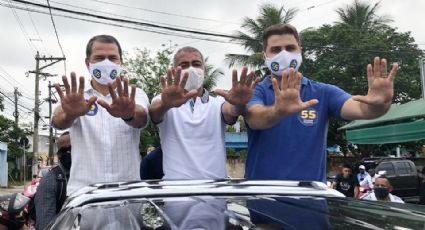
[126,105,148,128]
[245,105,283,130]
[149,100,169,124]
[222,102,245,125]
[358,101,391,119]
[341,98,391,120]
[354,187,360,199]
[52,106,78,130]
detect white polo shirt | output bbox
[361,192,404,203]
[55,81,150,195]
[153,92,227,180]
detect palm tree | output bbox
[203,57,224,92]
[335,0,392,31]
[225,3,298,74]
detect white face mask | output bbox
[265,50,302,77]
[89,59,125,85]
[181,67,205,91]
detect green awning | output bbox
[340,99,425,144]
[346,119,425,144]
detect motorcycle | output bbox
[0,193,30,230]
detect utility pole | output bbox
[420,58,425,98]
[30,51,65,172]
[47,82,57,165]
[13,87,20,124]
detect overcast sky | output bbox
[1,0,424,130]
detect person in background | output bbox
[362,176,404,203]
[360,168,377,190]
[419,167,425,205]
[357,165,369,182]
[331,164,360,198]
[35,132,71,230]
[140,146,164,180]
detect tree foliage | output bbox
[0,115,30,161]
[225,3,298,73]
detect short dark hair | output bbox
[173,46,204,67]
[342,164,352,170]
[262,24,301,51]
[85,35,123,61]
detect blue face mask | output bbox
[374,187,389,199]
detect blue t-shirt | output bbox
[246,76,351,182]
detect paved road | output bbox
[0,186,25,195]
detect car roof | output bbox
[50,180,425,229]
[360,157,414,165]
[64,179,343,208]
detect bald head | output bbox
[374,177,393,192]
[57,132,70,150]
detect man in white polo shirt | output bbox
[52,35,149,195]
[149,46,256,179]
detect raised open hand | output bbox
[215,66,257,106]
[55,72,97,119]
[97,76,136,120]
[160,67,198,109]
[352,57,398,106]
[272,69,319,116]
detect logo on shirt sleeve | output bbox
[298,108,318,126]
[86,101,98,116]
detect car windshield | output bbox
[50,195,425,230]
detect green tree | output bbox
[125,44,222,154]
[203,57,224,92]
[0,115,29,161]
[300,0,424,155]
[225,3,298,74]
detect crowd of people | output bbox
[331,164,406,203]
[4,23,406,229]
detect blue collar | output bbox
[190,88,209,104]
[265,75,308,89]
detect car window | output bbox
[405,162,416,174]
[377,162,395,176]
[395,162,409,175]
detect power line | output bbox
[46,0,229,34]
[2,0,424,55]
[7,0,38,53]
[26,7,50,55]
[0,66,34,98]
[88,0,240,25]
[0,89,33,112]
[46,0,66,74]
[8,0,241,40]
[1,1,235,44]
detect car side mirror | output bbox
[378,170,387,176]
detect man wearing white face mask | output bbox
[245,24,398,183]
[149,46,257,179]
[52,35,150,195]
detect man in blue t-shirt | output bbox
[245,24,398,183]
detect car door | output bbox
[393,161,413,196]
